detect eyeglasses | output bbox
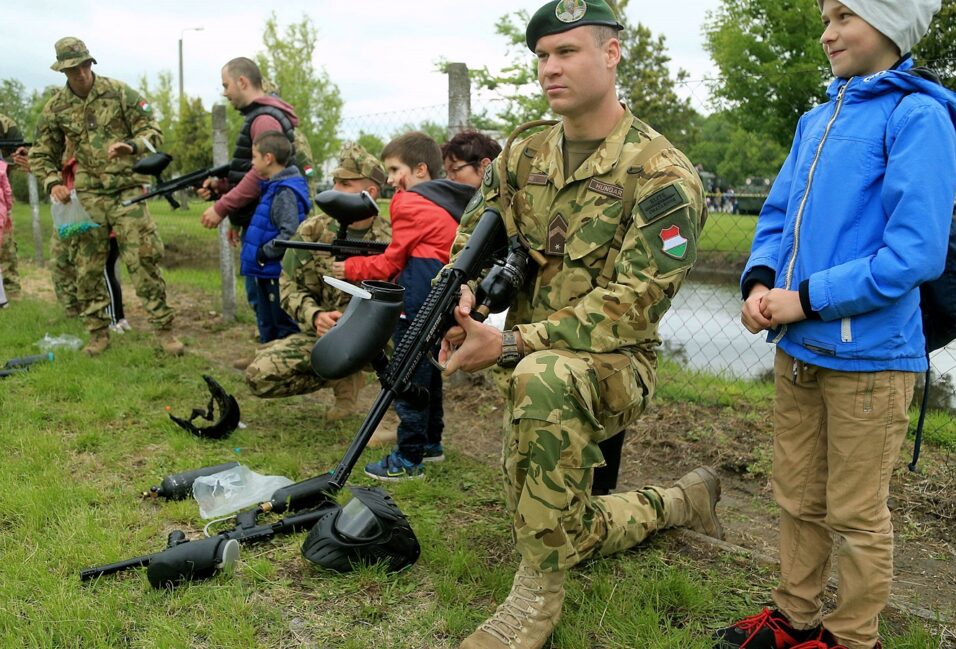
[446,160,478,177]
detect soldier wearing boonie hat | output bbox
[331,142,387,189]
[446,1,715,649]
[50,37,97,71]
[525,0,624,51]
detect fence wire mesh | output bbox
[334,79,955,441]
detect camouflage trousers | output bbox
[503,349,668,573]
[0,229,20,293]
[75,189,173,332]
[245,332,339,398]
[50,228,80,313]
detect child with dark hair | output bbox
[239,130,311,343]
[332,131,475,480]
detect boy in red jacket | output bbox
[332,131,475,479]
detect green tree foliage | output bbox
[356,131,386,158]
[0,79,31,133]
[390,120,448,145]
[703,0,828,147]
[686,111,787,187]
[471,1,699,147]
[913,0,956,88]
[174,97,213,172]
[256,13,343,178]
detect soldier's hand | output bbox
[50,184,72,203]
[12,147,30,172]
[440,290,498,377]
[314,311,342,337]
[107,142,134,160]
[201,205,224,229]
[741,283,772,334]
[331,261,346,279]
[442,284,476,348]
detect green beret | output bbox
[526,0,624,51]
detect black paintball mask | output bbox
[168,375,241,440]
[301,487,420,574]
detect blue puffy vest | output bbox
[240,174,311,278]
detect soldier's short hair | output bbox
[253,130,292,166]
[592,25,619,47]
[441,131,502,165]
[381,131,443,179]
[223,57,263,89]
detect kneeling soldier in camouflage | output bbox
[245,143,392,427]
[440,3,721,648]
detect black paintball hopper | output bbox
[168,375,240,439]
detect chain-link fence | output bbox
[333,76,956,440]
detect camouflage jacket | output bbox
[0,113,22,158]
[280,213,392,330]
[30,75,162,195]
[453,106,706,380]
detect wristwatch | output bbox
[497,330,523,368]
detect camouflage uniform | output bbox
[246,142,391,398]
[0,113,22,295]
[453,107,707,572]
[29,39,172,335]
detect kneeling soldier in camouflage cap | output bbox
[245,143,393,429]
[440,2,720,648]
[29,37,182,356]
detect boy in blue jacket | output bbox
[240,131,311,343]
[713,2,956,649]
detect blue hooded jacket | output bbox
[743,58,956,372]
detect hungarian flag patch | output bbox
[138,100,151,112]
[659,225,688,259]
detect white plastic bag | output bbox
[51,189,99,239]
[35,333,84,352]
[192,464,294,519]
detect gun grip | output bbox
[164,193,181,210]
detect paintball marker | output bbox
[0,352,54,378]
[123,152,229,210]
[0,139,31,151]
[274,189,388,260]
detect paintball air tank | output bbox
[0,352,54,378]
[146,462,241,500]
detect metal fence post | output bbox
[212,104,236,323]
[446,62,471,135]
[26,173,43,267]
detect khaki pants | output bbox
[770,348,915,649]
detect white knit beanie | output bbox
[817,0,941,54]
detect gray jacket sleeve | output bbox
[261,187,302,260]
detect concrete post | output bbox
[212,104,236,323]
[446,62,471,135]
[27,173,43,267]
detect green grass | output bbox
[0,201,949,648]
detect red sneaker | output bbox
[713,608,823,648]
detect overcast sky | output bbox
[2,0,722,119]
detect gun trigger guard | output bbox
[426,352,446,373]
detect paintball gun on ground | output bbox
[122,152,229,210]
[274,189,389,260]
[79,207,522,589]
[0,352,54,378]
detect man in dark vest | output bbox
[198,57,300,337]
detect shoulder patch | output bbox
[638,184,687,222]
[482,163,496,188]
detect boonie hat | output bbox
[332,142,387,188]
[526,0,624,51]
[51,37,97,72]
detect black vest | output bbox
[227,103,296,226]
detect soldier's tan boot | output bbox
[459,561,565,649]
[83,329,110,357]
[326,373,365,422]
[367,421,398,448]
[662,466,723,539]
[157,330,185,357]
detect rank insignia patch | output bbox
[547,213,569,256]
[659,225,688,259]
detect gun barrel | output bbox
[80,554,153,581]
[123,163,230,207]
[273,239,389,258]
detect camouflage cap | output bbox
[51,37,97,72]
[332,142,387,188]
[526,0,624,51]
